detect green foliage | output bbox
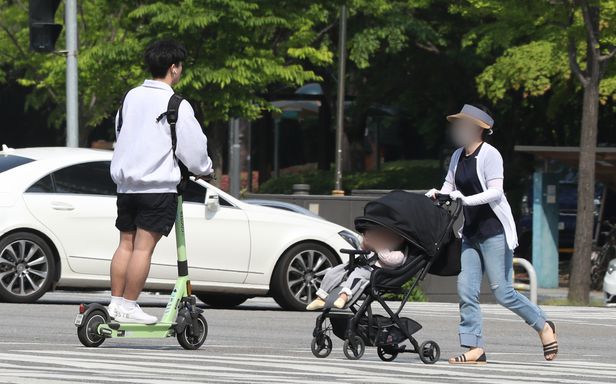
[477,41,570,102]
[0,0,443,134]
[382,278,427,302]
[455,0,616,102]
[258,160,441,194]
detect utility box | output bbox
[532,170,559,288]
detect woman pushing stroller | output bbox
[306,227,407,310]
[426,104,559,364]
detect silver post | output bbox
[65,0,78,147]
[273,118,280,178]
[229,118,241,197]
[333,4,347,195]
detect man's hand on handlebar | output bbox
[195,171,216,182]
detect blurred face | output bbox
[363,228,404,251]
[449,120,483,147]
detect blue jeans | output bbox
[458,233,546,348]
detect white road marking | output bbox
[1,346,615,384]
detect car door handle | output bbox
[51,202,75,211]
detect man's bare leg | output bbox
[123,228,162,301]
[110,231,136,297]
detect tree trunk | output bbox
[568,72,599,304]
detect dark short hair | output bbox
[144,40,187,78]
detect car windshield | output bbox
[0,154,34,173]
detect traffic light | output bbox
[29,0,63,52]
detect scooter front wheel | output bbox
[177,313,208,350]
[77,309,107,347]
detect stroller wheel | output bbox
[419,340,440,364]
[377,346,398,362]
[343,336,365,360]
[311,334,332,358]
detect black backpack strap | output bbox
[116,90,130,134]
[159,94,190,194]
[165,94,184,155]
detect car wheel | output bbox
[196,293,249,308]
[0,232,55,303]
[271,242,338,311]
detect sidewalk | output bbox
[538,286,605,305]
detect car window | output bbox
[26,175,54,193]
[0,155,34,173]
[184,181,233,207]
[183,181,207,204]
[53,161,116,195]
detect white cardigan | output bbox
[440,143,518,250]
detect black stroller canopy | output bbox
[355,190,453,258]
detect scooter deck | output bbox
[98,321,175,339]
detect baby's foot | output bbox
[306,298,326,311]
[333,294,348,309]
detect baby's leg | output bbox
[316,263,347,299]
[339,266,372,300]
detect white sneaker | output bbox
[107,302,121,319]
[115,304,158,324]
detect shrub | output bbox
[383,279,427,302]
[259,160,442,195]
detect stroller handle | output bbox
[435,193,452,205]
[340,249,371,256]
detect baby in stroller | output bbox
[309,190,462,363]
[306,228,408,310]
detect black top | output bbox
[455,143,504,239]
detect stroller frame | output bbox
[310,195,461,364]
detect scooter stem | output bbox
[175,195,188,276]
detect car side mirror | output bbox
[206,191,220,212]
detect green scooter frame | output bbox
[75,195,208,349]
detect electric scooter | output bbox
[75,190,208,350]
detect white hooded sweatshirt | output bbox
[110,80,213,193]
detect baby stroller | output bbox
[310,190,462,364]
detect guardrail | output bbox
[513,257,538,304]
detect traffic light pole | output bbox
[65,0,78,147]
[333,4,347,196]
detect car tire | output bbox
[196,293,249,308]
[0,232,56,303]
[271,242,338,311]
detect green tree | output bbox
[456,0,616,304]
[0,0,444,170]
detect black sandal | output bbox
[543,321,558,361]
[449,352,487,365]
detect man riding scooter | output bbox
[109,39,213,324]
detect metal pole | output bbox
[65,0,78,147]
[273,118,280,178]
[333,4,347,195]
[229,118,241,197]
[513,257,538,304]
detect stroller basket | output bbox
[329,312,422,347]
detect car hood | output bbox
[240,201,357,234]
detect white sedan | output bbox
[0,146,359,310]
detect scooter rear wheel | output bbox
[177,314,208,350]
[77,310,107,347]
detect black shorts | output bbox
[115,193,178,236]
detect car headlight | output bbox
[608,261,616,275]
[339,230,361,249]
